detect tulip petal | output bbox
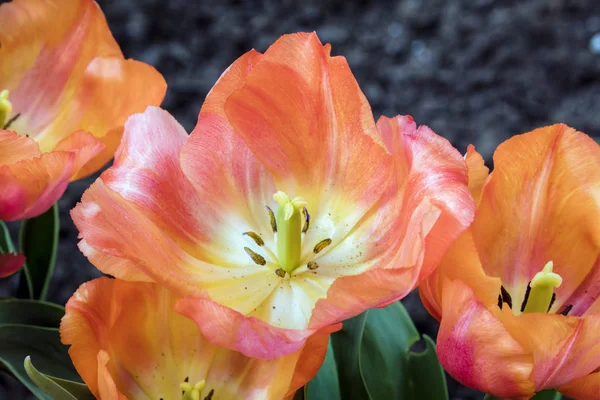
[0,150,74,221]
[61,278,323,399]
[0,252,25,278]
[559,370,600,400]
[500,312,600,390]
[472,124,600,310]
[0,130,40,164]
[436,279,534,398]
[465,145,489,204]
[53,130,104,180]
[175,294,340,359]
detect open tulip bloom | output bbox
[0,0,166,222]
[61,277,328,399]
[72,32,474,359]
[420,125,600,399]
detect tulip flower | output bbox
[420,124,600,399]
[72,32,474,358]
[61,277,328,399]
[0,252,26,278]
[0,0,166,221]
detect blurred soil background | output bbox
[2,0,600,398]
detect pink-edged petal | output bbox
[175,295,341,359]
[0,253,25,278]
[0,150,74,221]
[437,280,534,398]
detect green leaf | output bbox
[17,203,60,300]
[407,335,449,400]
[0,220,16,254]
[531,390,562,400]
[329,310,372,399]
[305,338,342,400]
[24,356,94,400]
[0,298,64,328]
[0,324,82,400]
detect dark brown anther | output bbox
[520,283,532,312]
[547,293,556,312]
[307,261,319,270]
[265,206,277,233]
[313,238,332,254]
[500,285,513,309]
[243,231,264,246]
[3,113,20,130]
[244,247,266,266]
[560,304,573,316]
[204,389,215,400]
[302,207,310,233]
[275,268,286,278]
[497,294,503,309]
[184,377,189,383]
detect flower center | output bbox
[241,190,332,277]
[180,378,213,400]
[0,89,20,131]
[497,261,567,315]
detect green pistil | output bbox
[273,191,307,273]
[181,379,206,400]
[523,261,562,314]
[0,90,12,129]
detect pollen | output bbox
[244,247,266,266]
[307,261,319,270]
[313,238,332,254]
[243,231,264,246]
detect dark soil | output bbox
[2,0,600,398]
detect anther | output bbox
[204,390,215,400]
[265,206,277,233]
[244,247,266,266]
[302,207,310,233]
[3,113,20,130]
[500,285,513,309]
[275,268,286,278]
[547,293,556,312]
[243,231,264,246]
[560,304,573,316]
[313,238,332,254]
[307,261,319,270]
[520,283,531,313]
[497,294,503,309]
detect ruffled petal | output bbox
[472,124,600,310]
[175,294,340,359]
[559,370,600,400]
[436,280,534,398]
[465,145,489,205]
[499,312,600,391]
[61,278,322,400]
[0,150,74,221]
[53,130,104,180]
[0,130,40,164]
[0,252,25,278]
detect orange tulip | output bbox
[420,125,600,399]
[0,0,166,221]
[72,32,474,359]
[61,277,328,399]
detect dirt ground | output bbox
[2,0,600,398]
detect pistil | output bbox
[0,90,12,129]
[522,261,562,314]
[273,191,307,273]
[181,378,207,400]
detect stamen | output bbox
[265,206,277,233]
[313,238,332,254]
[520,283,531,313]
[560,304,573,316]
[243,231,264,246]
[500,285,513,309]
[204,390,215,400]
[547,293,556,312]
[302,207,310,233]
[522,261,562,314]
[275,268,287,278]
[307,261,319,270]
[244,247,266,266]
[497,294,503,309]
[3,113,20,130]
